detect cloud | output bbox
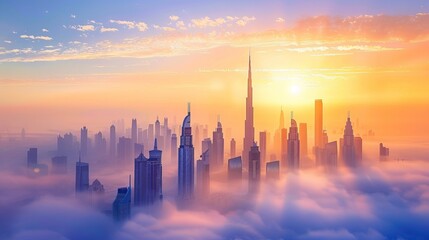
[190,15,255,28]
[176,21,186,30]
[4,40,12,44]
[100,27,118,33]
[4,13,429,63]
[276,17,285,23]
[20,35,52,41]
[169,15,179,21]
[42,28,49,32]
[110,20,148,32]
[71,25,95,32]
[236,16,256,26]
[70,14,76,19]
[153,25,176,32]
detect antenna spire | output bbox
[128,174,131,188]
[187,102,191,114]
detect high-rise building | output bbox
[75,155,89,193]
[196,149,210,197]
[134,139,163,206]
[117,137,132,161]
[379,143,389,161]
[299,123,308,157]
[342,114,356,167]
[287,115,300,171]
[178,104,195,200]
[212,119,224,171]
[148,124,154,153]
[259,131,267,167]
[27,148,37,169]
[113,176,131,221]
[202,138,211,154]
[315,99,323,149]
[354,136,362,163]
[131,119,137,147]
[57,133,77,158]
[266,160,280,180]
[228,156,242,181]
[230,138,236,158]
[325,141,338,168]
[51,156,67,174]
[81,126,88,157]
[274,108,285,160]
[242,53,255,170]
[155,117,161,148]
[248,143,261,194]
[171,133,177,162]
[110,125,116,157]
[280,128,288,168]
[94,131,107,155]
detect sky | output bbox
[1,0,429,137]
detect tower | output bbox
[212,117,224,171]
[342,113,355,167]
[287,113,300,170]
[80,126,88,157]
[248,142,261,194]
[315,99,323,150]
[178,103,195,200]
[27,148,37,169]
[132,118,137,146]
[242,53,255,170]
[110,125,116,158]
[75,154,89,193]
[113,176,131,221]
[134,139,163,206]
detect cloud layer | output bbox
[1,159,429,240]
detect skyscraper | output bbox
[171,133,177,162]
[228,156,242,181]
[110,125,116,157]
[131,118,137,144]
[248,143,261,194]
[134,139,163,206]
[178,104,195,200]
[299,123,308,157]
[75,155,89,193]
[212,118,224,171]
[259,131,267,168]
[94,131,107,155]
[242,53,255,170]
[266,160,280,180]
[230,138,236,158]
[117,137,132,161]
[354,136,362,163]
[196,149,210,197]
[113,176,131,221]
[27,148,37,169]
[287,114,300,171]
[342,113,356,167]
[155,117,161,147]
[280,128,288,168]
[274,108,285,159]
[51,156,67,174]
[81,126,88,157]
[379,143,389,161]
[315,99,323,149]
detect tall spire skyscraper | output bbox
[242,53,255,169]
[178,103,194,200]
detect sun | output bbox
[289,84,301,95]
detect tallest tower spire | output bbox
[243,51,255,168]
